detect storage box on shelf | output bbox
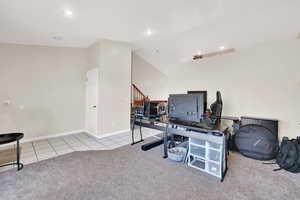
[187,131,226,179]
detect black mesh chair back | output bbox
[209,91,223,127]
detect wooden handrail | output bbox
[132,84,167,108]
[132,84,147,99]
[132,84,149,107]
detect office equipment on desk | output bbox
[144,101,160,119]
[187,91,207,113]
[131,90,228,181]
[168,93,205,123]
[131,116,229,181]
[134,106,144,116]
[144,101,167,119]
[201,91,223,129]
[168,91,223,130]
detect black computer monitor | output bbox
[168,93,206,123]
[187,91,207,112]
[144,101,160,118]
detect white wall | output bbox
[88,40,132,137]
[132,53,168,100]
[87,41,100,70]
[0,43,88,140]
[167,40,300,138]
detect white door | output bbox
[85,68,98,136]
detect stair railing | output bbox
[132,84,149,107]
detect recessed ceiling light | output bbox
[64,10,73,17]
[144,28,153,36]
[219,46,225,50]
[197,51,202,55]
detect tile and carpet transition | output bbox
[0,139,299,200]
[0,128,160,172]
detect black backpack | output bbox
[275,137,300,173]
[235,124,279,160]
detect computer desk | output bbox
[131,115,229,181]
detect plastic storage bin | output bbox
[190,138,206,146]
[208,161,220,177]
[190,144,205,158]
[168,147,187,162]
[208,149,221,162]
[208,141,221,150]
[189,155,205,169]
[187,130,226,180]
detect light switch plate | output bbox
[3,100,10,105]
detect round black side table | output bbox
[0,133,24,171]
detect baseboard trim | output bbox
[86,129,131,139]
[21,129,86,144]
[0,129,86,148]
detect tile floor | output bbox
[0,128,162,172]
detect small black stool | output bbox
[0,133,24,171]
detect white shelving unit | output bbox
[187,132,227,179]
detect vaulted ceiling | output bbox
[1,0,300,73]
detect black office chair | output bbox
[203,91,223,129]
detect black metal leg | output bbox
[0,133,24,171]
[163,123,168,158]
[17,140,20,169]
[16,140,23,171]
[139,118,143,141]
[220,130,229,182]
[131,116,135,145]
[131,116,144,145]
[184,144,189,164]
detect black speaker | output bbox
[240,116,278,140]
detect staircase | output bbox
[132,84,149,108]
[132,83,168,109]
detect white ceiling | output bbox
[1,0,300,73]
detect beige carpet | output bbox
[0,141,299,200]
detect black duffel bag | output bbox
[235,124,279,160]
[275,137,300,173]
